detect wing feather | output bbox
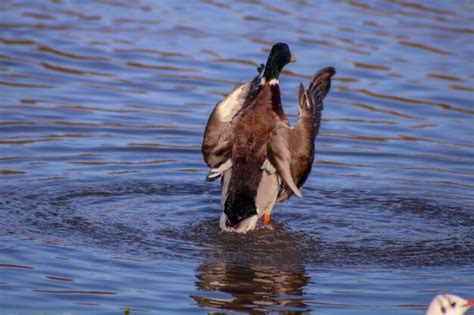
[273,67,335,202]
[202,82,251,168]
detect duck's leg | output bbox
[263,212,274,231]
[256,163,278,228]
[263,213,271,224]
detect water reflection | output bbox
[192,223,311,313]
[194,264,308,313]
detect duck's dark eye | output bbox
[451,302,456,308]
[441,306,447,313]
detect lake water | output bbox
[0,0,473,314]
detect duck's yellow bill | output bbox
[290,54,297,63]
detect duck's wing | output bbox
[202,82,251,170]
[270,67,335,202]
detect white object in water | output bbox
[426,294,474,315]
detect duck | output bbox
[426,294,474,315]
[202,42,335,233]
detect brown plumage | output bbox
[202,82,251,170]
[224,85,276,225]
[273,67,335,202]
[202,43,335,233]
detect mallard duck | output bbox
[202,43,335,233]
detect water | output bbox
[0,0,473,314]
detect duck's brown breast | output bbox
[270,84,288,122]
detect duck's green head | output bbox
[263,42,296,82]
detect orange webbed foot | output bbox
[263,213,271,224]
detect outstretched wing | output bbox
[202,82,251,169]
[270,67,335,202]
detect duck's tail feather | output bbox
[224,186,257,227]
